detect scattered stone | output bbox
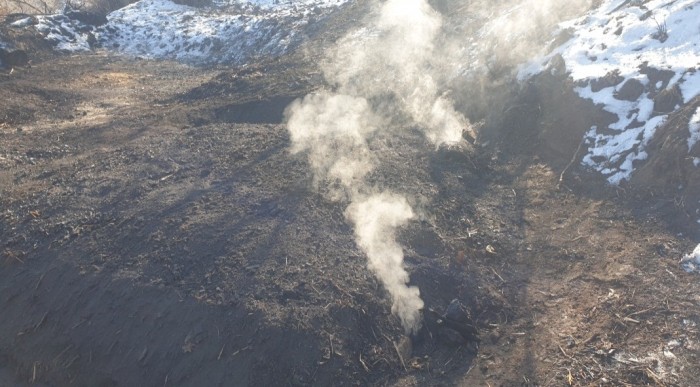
[547,54,566,77]
[445,299,469,324]
[591,70,624,92]
[639,64,675,91]
[653,84,683,114]
[547,29,573,53]
[441,299,479,344]
[614,78,644,101]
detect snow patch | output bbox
[689,107,700,151]
[10,17,35,28]
[36,14,94,52]
[218,0,348,10]
[682,243,700,273]
[680,70,700,104]
[520,0,700,184]
[28,0,351,64]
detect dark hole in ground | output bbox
[213,96,297,124]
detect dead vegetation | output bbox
[1,0,134,20]
[0,0,56,15]
[1,5,700,386]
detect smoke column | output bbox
[285,0,467,334]
[286,0,595,333]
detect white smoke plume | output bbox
[325,0,468,145]
[286,0,468,334]
[286,91,380,200]
[286,0,597,334]
[345,193,421,333]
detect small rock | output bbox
[442,299,479,343]
[445,299,469,324]
[653,84,683,114]
[639,64,675,91]
[614,78,644,101]
[591,70,624,92]
[547,54,566,77]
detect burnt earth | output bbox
[2,11,700,387]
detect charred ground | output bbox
[2,3,700,386]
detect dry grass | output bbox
[0,0,135,18]
[0,0,58,15]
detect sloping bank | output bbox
[496,0,700,245]
[11,0,351,65]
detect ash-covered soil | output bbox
[2,8,700,387]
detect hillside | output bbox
[2,0,700,385]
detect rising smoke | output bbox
[324,0,467,145]
[444,0,596,120]
[286,0,596,334]
[286,0,466,334]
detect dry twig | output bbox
[359,354,370,372]
[33,311,48,331]
[382,334,407,372]
[558,136,586,190]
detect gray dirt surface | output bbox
[2,2,700,386]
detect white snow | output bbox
[689,107,700,151]
[520,0,700,184]
[682,243,700,273]
[217,0,348,10]
[10,17,35,28]
[21,0,700,172]
[30,0,351,63]
[680,70,700,103]
[36,14,94,52]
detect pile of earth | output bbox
[5,0,353,65]
[2,1,700,386]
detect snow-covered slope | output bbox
[521,0,700,184]
[218,0,348,10]
[35,13,96,52]
[683,243,700,272]
[32,0,351,64]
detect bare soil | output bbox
[2,14,700,387]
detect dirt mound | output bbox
[478,58,617,171]
[483,52,700,240]
[0,16,56,69]
[0,53,495,386]
[2,3,700,386]
[627,96,700,236]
